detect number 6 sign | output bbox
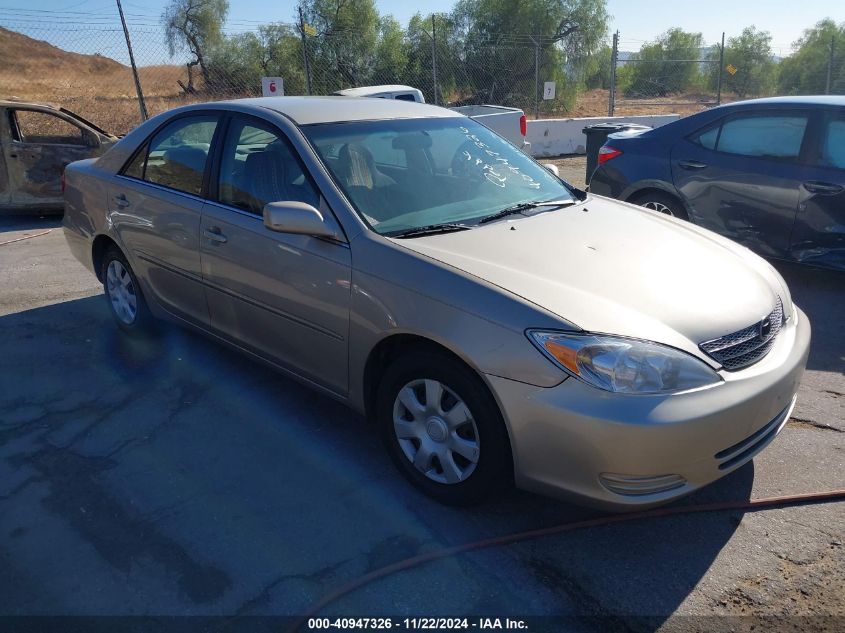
[261,77,285,97]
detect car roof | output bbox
[718,95,845,108]
[215,96,459,125]
[335,85,420,96]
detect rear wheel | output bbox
[101,246,156,335]
[376,350,511,505]
[630,191,689,221]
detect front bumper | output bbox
[488,306,811,510]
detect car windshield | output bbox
[303,117,576,234]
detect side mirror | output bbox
[263,201,338,239]
[541,163,560,177]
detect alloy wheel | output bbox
[641,200,674,215]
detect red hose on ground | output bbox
[0,229,53,246]
[289,489,845,632]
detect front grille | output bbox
[699,298,785,371]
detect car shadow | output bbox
[0,213,62,234]
[773,260,844,373]
[0,295,751,627]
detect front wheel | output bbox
[376,350,511,505]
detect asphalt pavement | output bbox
[0,201,842,632]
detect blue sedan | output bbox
[589,96,845,271]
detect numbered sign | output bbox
[261,77,285,97]
[543,81,556,100]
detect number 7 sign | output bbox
[543,82,556,100]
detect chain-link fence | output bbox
[0,18,609,135]
[609,30,845,116]
[610,32,723,116]
[1,17,843,137]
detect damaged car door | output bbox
[790,107,845,269]
[3,106,104,210]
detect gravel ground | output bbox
[547,154,588,189]
[0,209,842,632]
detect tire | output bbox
[100,245,156,335]
[630,191,689,221]
[375,350,511,505]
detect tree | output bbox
[204,23,307,96]
[205,31,263,95]
[401,12,466,104]
[162,0,228,92]
[372,16,409,85]
[707,27,777,98]
[624,28,704,97]
[298,0,380,92]
[583,43,612,89]
[778,19,845,95]
[403,13,436,100]
[450,0,608,111]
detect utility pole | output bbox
[532,36,539,119]
[608,30,618,116]
[431,15,438,105]
[116,0,147,121]
[299,5,313,95]
[716,32,725,105]
[826,35,835,95]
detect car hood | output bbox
[392,196,782,359]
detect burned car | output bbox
[0,101,116,213]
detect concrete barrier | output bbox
[526,114,681,158]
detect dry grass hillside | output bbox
[0,27,199,134]
[0,26,124,80]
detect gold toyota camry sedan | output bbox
[63,97,810,509]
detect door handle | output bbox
[113,194,130,209]
[678,160,708,170]
[802,181,843,196]
[203,226,227,244]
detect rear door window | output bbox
[696,113,809,160]
[696,126,719,150]
[361,133,407,168]
[124,115,218,196]
[819,114,845,169]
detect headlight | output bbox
[527,331,722,394]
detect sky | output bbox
[0,0,840,63]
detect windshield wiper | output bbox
[478,199,576,224]
[385,223,473,239]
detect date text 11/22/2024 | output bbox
[307,617,529,630]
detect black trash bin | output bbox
[582,123,651,185]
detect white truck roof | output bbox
[334,85,425,102]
